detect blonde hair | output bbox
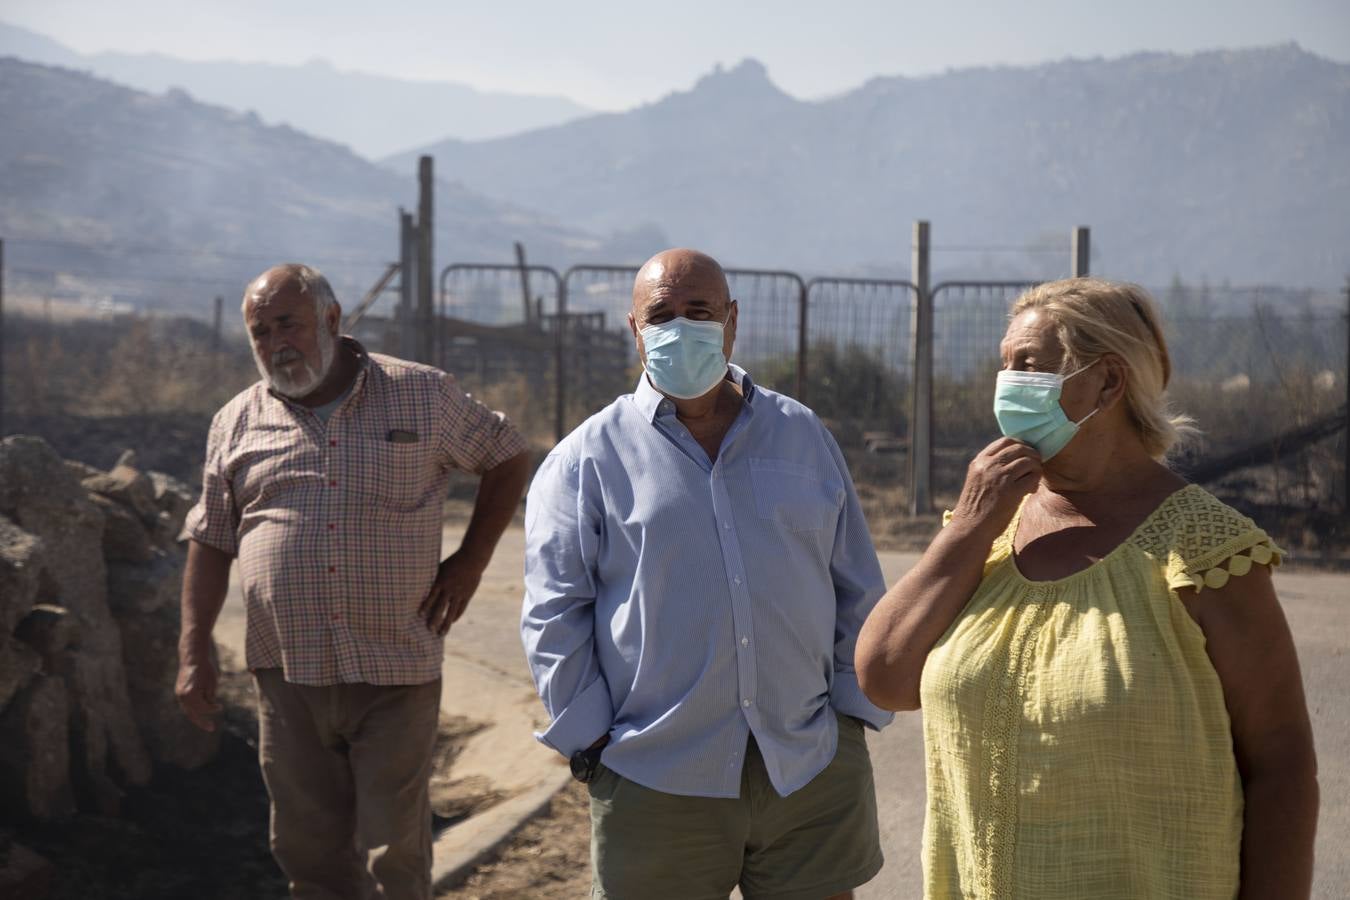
[1011,278,1198,459]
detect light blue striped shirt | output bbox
[521,366,892,798]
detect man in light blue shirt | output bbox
[522,248,892,899]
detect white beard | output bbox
[256,326,337,398]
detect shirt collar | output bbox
[632,364,757,423]
[266,335,370,409]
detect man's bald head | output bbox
[627,248,738,390]
[631,249,731,326]
[241,263,342,399]
[243,263,338,318]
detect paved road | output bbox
[216,525,1346,897]
[859,555,1349,900]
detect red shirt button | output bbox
[328,523,336,530]
[328,566,336,573]
[329,480,337,487]
[329,440,337,447]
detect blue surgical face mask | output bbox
[639,316,729,399]
[993,362,1098,460]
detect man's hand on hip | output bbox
[420,549,486,635]
[175,647,222,732]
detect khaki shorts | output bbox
[588,711,882,900]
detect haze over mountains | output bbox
[392,47,1350,288]
[0,57,645,316]
[0,20,592,158]
[1,24,1346,311]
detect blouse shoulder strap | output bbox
[1135,485,1285,593]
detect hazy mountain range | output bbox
[1,29,1346,311]
[0,20,592,158]
[0,57,649,316]
[389,48,1350,288]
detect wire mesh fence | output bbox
[926,281,1039,499]
[2,246,1345,528]
[437,264,566,445]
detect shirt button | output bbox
[329,439,337,447]
[740,637,749,647]
[742,698,752,708]
[733,576,742,585]
[329,480,337,487]
[723,522,731,530]
[328,566,336,573]
[328,523,336,531]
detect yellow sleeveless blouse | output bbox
[920,484,1283,899]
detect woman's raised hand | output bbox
[949,438,1042,538]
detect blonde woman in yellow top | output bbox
[856,278,1318,899]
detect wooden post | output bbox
[417,156,434,365]
[514,242,533,324]
[399,209,415,360]
[796,279,808,403]
[1072,226,1090,277]
[555,277,567,442]
[908,220,932,516]
[0,238,5,437]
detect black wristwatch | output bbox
[570,743,606,784]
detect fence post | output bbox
[0,237,5,438]
[514,242,534,324]
[1072,226,1090,277]
[555,276,568,443]
[398,210,415,360]
[796,278,808,403]
[908,220,932,515]
[417,156,435,365]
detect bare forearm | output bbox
[1238,767,1319,900]
[458,451,530,565]
[178,539,232,657]
[857,520,997,711]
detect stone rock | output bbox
[0,636,41,713]
[81,462,159,525]
[0,838,55,897]
[149,470,195,531]
[117,603,220,770]
[89,494,156,564]
[0,436,151,791]
[63,458,104,482]
[0,674,75,821]
[13,605,76,673]
[106,551,180,616]
[0,515,42,636]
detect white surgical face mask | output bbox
[639,316,729,399]
[992,362,1099,460]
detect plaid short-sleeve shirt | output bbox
[185,338,526,685]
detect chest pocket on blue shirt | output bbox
[748,457,840,533]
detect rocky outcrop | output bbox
[0,435,219,826]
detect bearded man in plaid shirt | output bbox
[175,263,530,898]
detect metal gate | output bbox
[438,263,565,442]
[927,281,1038,501]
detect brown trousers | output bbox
[254,668,442,900]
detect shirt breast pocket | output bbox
[748,457,840,533]
[367,441,433,510]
